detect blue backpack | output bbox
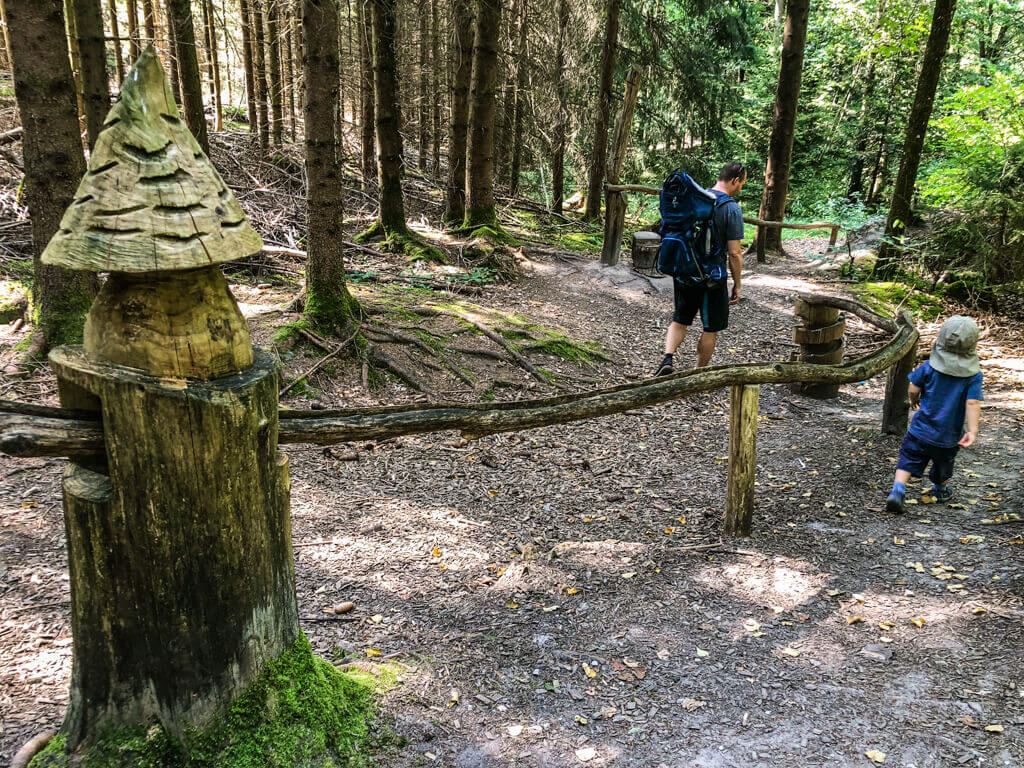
[657,169,731,286]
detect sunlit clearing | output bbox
[693,557,825,610]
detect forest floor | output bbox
[2,156,1024,765]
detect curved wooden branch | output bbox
[0,302,918,459]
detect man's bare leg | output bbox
[664,321,689,355]
[696,331,718,367]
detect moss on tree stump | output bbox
[28,635,376,768]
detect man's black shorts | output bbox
[672,279,729,333]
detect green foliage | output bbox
[29,635,381,768]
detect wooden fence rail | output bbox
[601,182,841,263]
[1,295,917,536]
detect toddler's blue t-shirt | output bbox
[907,360,983,448]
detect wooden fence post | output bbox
[724,383,759,537]
[600,66,641,267]
[882,332,917,434]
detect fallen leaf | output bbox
[865,749,886,764]
[506,599,519,610]
[959,535,985,544]
[743,618,761,632]
[893,537,905,545]
[507,725,523,737]
[574,715,588,725]
[365,647,382,658]
[779,646,801,657]
[984,724,1004,734]
[910,617,926,627]
[972,606,986,614]
[680,697,705,711]
[575,747,597,762]
[878,622,894,631]
[696,648,709,658]
[448,688,460,707]
[432,547,441,557]
[621,571,637,579]
[332,601,354,614]
[582,663,597,679]
[656,648,671,660]
[846,616,864,625]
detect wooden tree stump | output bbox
[630,231,660,276]
[791,298,845,399]
[52,348,296,745]
[724,384,759,537]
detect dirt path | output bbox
[2,240,1022,767]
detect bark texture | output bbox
[166,0,210,153]
[370,0,407,234]
[357,0,376,185]
[52,348,297,747]
[6,0,98,349]
[754,0,810,261]
[203,0,223,131]
[108,0,125,83]
[463,0,501,228]
[267,0,283,145]
[252,0,271,151]
[551,0,568,214]
[303,0,359,333]
[240,0,258,134]
[126,0,141,59]
[73,0,111,149]
[583,0,621,221]
[443,0,473,223]
[508,0,528,197]
[874,0,958,277]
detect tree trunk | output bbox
[369,0,406,234]
[64,0,85,125]
[754,0,810,262]
[847,0,886,201]
[252,0,270,151]
[108,0,125,84]
[358,0,375,185]
[126,0,141,60]
[5,0,98,349]
[303,0,359,334]
[873,0,958,278]
[285,3,296,139]
[240,0,258,135]
[430,0,440,175]
[508,0,528,197]
[442,0,472,223]
[142,0,155,39]
[166,0,209,153]
[583,0,621,221]
[167,5,182,104]
[463,0,501,228]
[551,0,568,214]
[73,0,111,149]
[202,0,223,132]
[417,0,428,170]
[267,0,283,145]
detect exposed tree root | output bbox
[11,730,55,768]
[367,344,430,392]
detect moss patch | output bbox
[851,281,945,321]
[29,635,384,768]
[380,233,446,264]
[557,231,603,253]
[305,280,362,337]
[34,288,94,349]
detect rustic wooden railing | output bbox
[601,182,841,267]
[1,293,917,537]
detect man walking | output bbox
[654,162,747,376]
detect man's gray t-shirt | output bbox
[710,190,743,258]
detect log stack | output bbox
[791,297,845,399]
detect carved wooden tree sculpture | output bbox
[32,47,369,766]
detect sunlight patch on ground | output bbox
[743,273,824,295]
[692,557,827,611]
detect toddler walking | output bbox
[886,316,983,514]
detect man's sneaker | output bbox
[654,360,674,377]
[885,490,906,515]
[930,485,953,503]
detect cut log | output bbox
[793,298,839,325]
[793,316,846,345]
